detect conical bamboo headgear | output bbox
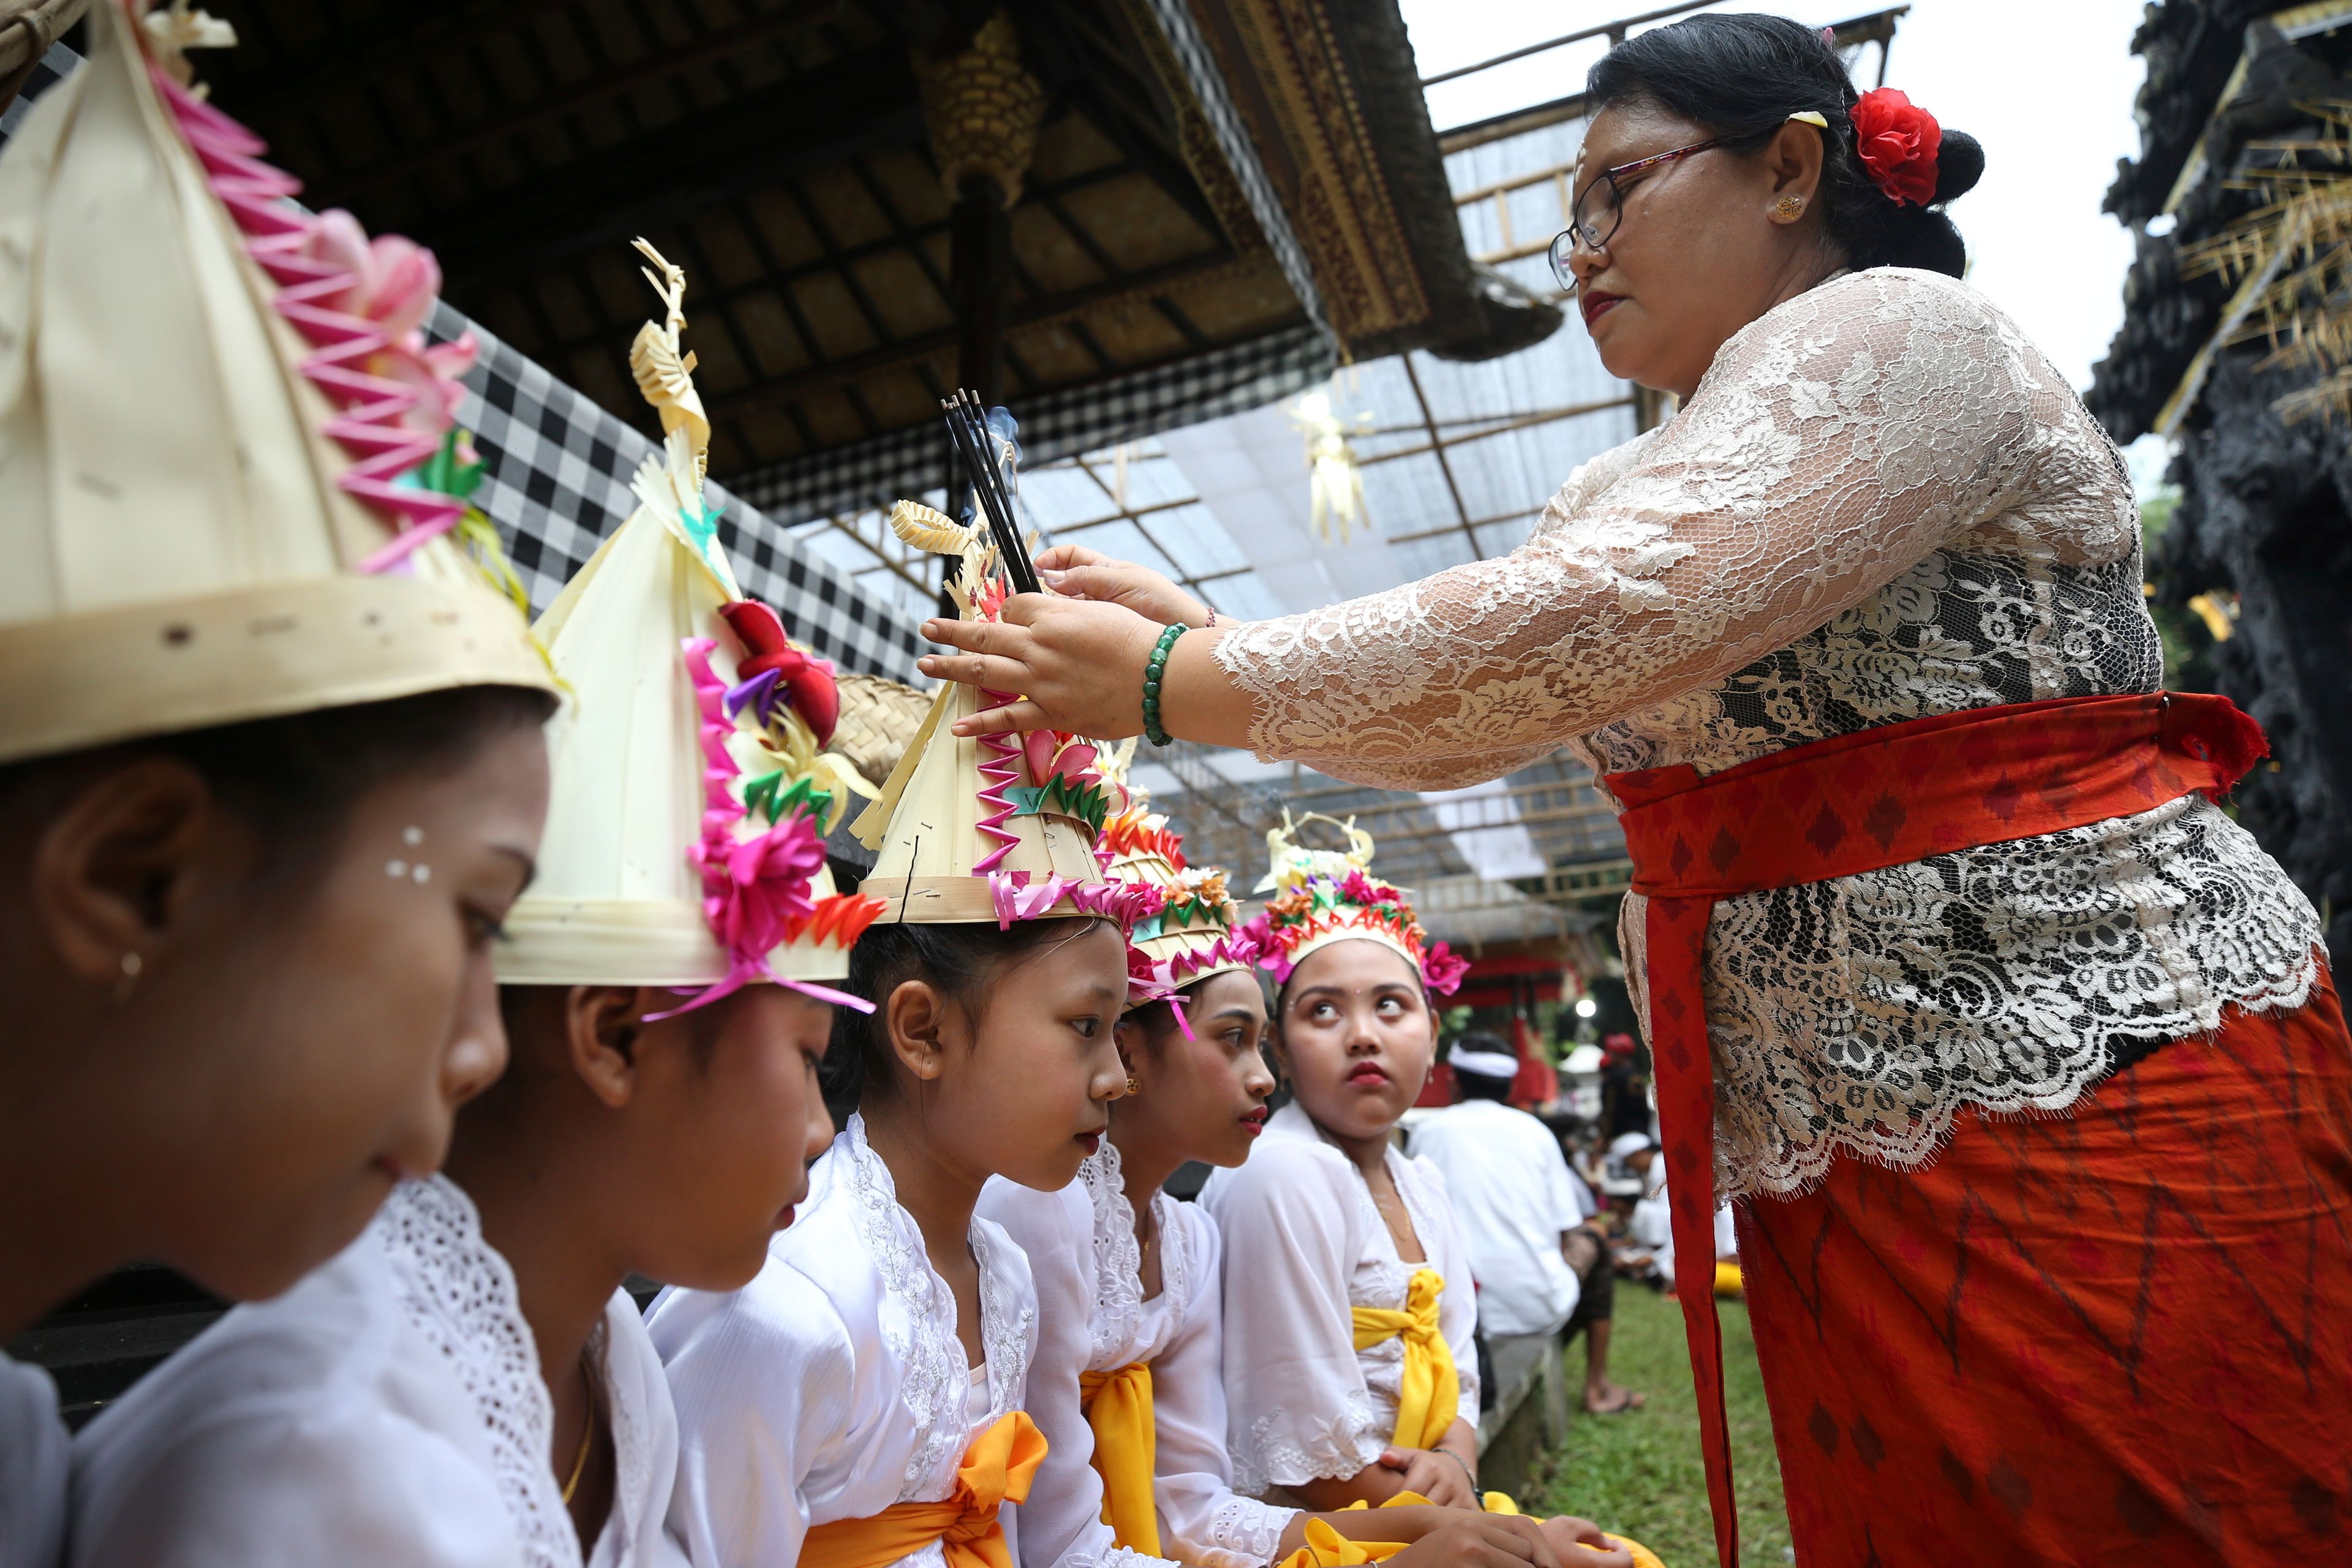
[0,2,552,766]
[1094,741,1254,1004]
[851,500,1158,929]
[498,244,879,1007]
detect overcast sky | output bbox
[1401,0,2159,479]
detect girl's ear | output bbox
[1114,1015,1147,1088]
[884,978,952,1083]
[564,986,645,1109]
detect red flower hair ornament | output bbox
[1849,88,1941,207]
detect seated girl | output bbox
[650,512,1145,1568]
[990,796,1623,1568]
[69,251,863,1568]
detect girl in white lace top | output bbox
[917,17,2352,1568]
[651,916,1140,1568]
[1197,912,1482,1514]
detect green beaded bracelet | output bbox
[1142,622,1185,747]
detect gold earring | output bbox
[1125,1072,1142,1096]
[1774,195,1804,220]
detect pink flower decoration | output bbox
[1422,941,1470,997]
[694,812,826,960]
[299,210,443,341]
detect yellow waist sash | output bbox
[1277,1494,1665,1568]
[1349,1267,1457,1451]
[801,1412,1047,1568]
[1077,1362,1162,1557]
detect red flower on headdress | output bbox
[718,599,839,744]
[1849,88,1941,207]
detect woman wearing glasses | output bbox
[914,13,2350,1568]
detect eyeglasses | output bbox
[1548,137,1724,286]
[1549,112,1831,288]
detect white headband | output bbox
[1449,1045,1520,1079]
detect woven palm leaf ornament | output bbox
[1237,812,1468,995]
[854,394,1159,932]
[499,244,880,1011]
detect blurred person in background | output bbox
[1411,1037,1642,1417]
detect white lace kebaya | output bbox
[67,1177,685,1568]
[1196,1103,1479,1500]
[650,1114,1040,1568]
[981,1143,1300,1568]
[1215,267,2325,1200]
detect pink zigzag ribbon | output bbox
[973,688,1025,874]
[145,62,475,572]
[986,870,1166,932]
[643,639,872,1020]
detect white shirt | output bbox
[1197,1103,1480,1497]
[650,1115,1036,1568]
[1407,1100,1586,1338]
[981,1145,1297,1568]
[69,1177,686,1568]
[1,1354,66,1568]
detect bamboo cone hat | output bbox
[1093,740,1254,1000]
[497,244,878,1005]
[0,1,552,766]
[851,502,1158,930]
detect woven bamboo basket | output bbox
[832,671,935,786]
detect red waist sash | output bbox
[1600,692,2267,1568]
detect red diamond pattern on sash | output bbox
[1603,692,2268,1568]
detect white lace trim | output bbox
[374,1177,576,1568]
[1237,1386,1384,1496]
[839,1114,1031,1500]
[1212,267,2328,1201]
[1203,1494,1299,1564]
[1079,1144,1144,1372]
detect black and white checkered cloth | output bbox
[728,322,1332,526]
[434,306,926,680]
[5,36,1331,681]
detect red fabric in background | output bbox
[1740,976,2352,1566]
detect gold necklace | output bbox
[560,1358,598,1505]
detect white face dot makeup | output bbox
[386,859,408,878]
[402,826,424,846]
[412,864,431,884]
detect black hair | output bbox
[1448,1030,1517,1102]
[1126,964,1274,1052]
[1,684,557,892]
[1586,14,1983,277]
[825,916,1112,1112]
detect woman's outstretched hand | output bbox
[1034,543,1210,628]
[921,595,1164,739]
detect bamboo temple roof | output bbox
[178,0,1561,522]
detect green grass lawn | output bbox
[1522,1283,1792,1567]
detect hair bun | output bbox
[1932,130,1984,205]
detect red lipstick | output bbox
[1580,290,1623,330]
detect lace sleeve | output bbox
[1213,270,2067,791]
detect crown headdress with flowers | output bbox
[1093,741,1257,1013]
[0,1,554,765]
[496,244,879,1014]
[851,440,1160,935]
[1235,812,1467,995]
